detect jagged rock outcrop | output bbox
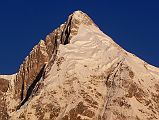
[0,74,16,119]
[13,40,49,110]
[0,78,9,120]
[0,10,159,120]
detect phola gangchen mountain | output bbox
[0,11,159,120]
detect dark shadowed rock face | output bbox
[0,11,159,120]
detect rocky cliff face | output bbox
[0,75,15,120]
[0,78,9,120]
[0,11,159,120]
[14,40,49,109]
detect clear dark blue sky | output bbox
[0,0,159,74]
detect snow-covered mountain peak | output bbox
[0,11,159,120]
[71,10,95,26]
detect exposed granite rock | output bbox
[0,78,9,120]
[14,40,49,109]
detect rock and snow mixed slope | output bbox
[0,11,159,120]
